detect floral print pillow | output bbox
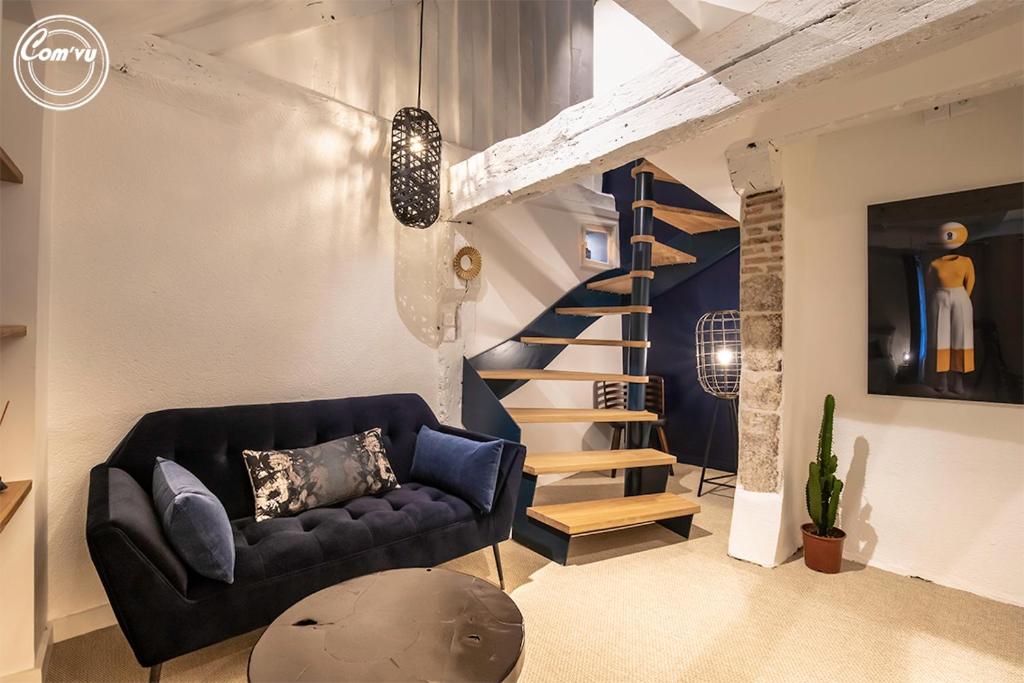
[242,428,399,522]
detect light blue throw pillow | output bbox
[410,426,502,513]
[152,457,235,583]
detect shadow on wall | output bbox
[842,436,878,563]
[394,219,453,349]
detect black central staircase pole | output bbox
[626,165,654,453]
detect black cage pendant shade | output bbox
[390,107,441,228]
[390,0,441,229]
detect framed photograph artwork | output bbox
[867,183,1023,404]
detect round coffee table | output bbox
[248,568,525,682]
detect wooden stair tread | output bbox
[630,161,680,184]
[556,305,651,316]
[586,270,654,295]
[520,337,650,349]
[527,492,700,535]
[478,369,648,383]
[634,200,738,234]
[0,325,27,339]
[506,408,658,424]
[524,449,675,475]
[651,241,697,266]
[629,235,697,266]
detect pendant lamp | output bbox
[390,0,441,229]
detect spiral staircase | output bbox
[462,160,739,564]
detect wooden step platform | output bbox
[506,408,657,424]
[520,337,650,349]
[555,305,651,316]
[630,161,680,184]
[527,492,700,535]
[524,448,675,476]
[586,270,654,295]
[634,200,738,234]
[478,369,648,383]
[630,235,696,266]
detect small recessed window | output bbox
[581,224,617,270]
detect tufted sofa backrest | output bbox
[106,394,440,520]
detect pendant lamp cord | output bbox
[416,0,425,109]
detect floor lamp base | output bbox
[698,397,738,497]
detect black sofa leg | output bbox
[149,663,162,683]
[492,542,506,591]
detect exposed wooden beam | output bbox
[447,0,1015,219]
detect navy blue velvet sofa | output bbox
[86,394,525,669]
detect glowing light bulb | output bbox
[902,352,911,362]
[408,136,424,153]
[715,347,734,366]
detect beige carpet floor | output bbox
[49,465,1023,682]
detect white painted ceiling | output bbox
[17,0,416,54]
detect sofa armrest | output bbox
[87,465,190,596]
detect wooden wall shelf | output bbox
[0,325,28,339]
[1,146,24,184]
[0,480,32,534]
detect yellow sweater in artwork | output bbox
[927,255,975,373]
[928,254,976,294]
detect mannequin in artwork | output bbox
[927,222,975,394]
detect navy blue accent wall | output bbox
[603,162,740,471]
[648,251,739,471]
[603,163,724,270]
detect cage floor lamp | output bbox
[695,310,740,497]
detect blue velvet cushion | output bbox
[152,457,235,583]
[410,426,502,513]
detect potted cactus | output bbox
[802,394,845,573]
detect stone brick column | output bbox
[724,139,789,566]
[738,189,784,493]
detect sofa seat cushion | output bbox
[229,483,476,584]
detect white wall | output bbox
[43,35,452,628]
[463,189,623,455]
[222,0,593,151]
[781,87,1024,605]
[1,14,53,677]
[40,31,615,634]
[593,0,676,98]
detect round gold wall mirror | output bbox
[453,246,482,281]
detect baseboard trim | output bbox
[1,625,51,683]
[51,603,116,643]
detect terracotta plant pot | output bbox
[801,523,846,574]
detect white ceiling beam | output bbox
[446,0,1018,220]
[650,17,1024,217]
